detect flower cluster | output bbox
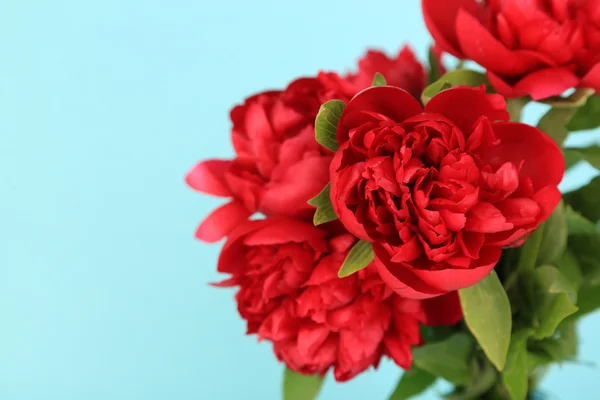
[188,48,465,380]
[213,217,461,381]
[186,47,433,242]
[187,1,600,398]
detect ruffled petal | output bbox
[455,9,551,76]
[409,246,501,292]
[424,86,509,134]
[185,159,232,197]
[465,202,514,233]
[480,122,565,191]
[243,218,328,252]
[337,86,422,144]
[330,149,371,241]
[421,0,483,58]
[260,154,331,217]
[195,200,252,243]
[512,67,580,100]
[373,244,446,299]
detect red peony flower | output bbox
[214,217,462,381]
[422,0,600,99]
[329,85,564,299]
[186,47,431,243]
[347,46,433,100]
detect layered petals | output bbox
[330,86,564,298]
[422,0,600,98]
[214,221,462,382]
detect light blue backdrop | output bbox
[1,1,598,399]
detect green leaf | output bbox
[372,72,387,86]
[282,368,324,400]
[564,176,600,223]
[421,69,489,105]
[535,265,577,296]
[337,240,374,278]
[532,266,578,339]
[388,367,436,400]
[517,225,545,273]
[427,47,443,84]
[459,271,512,371]
[502,330,530,400]
[537,200,567,265]
[537,107,576,145]
[420,325,456,344]
[314,100,345,152]
[568,235,600,285]
[562,146,600,170]
[308,184,337,226]
[566,206,598,235]
[307,184,330,207]
[566,95,600,131]
[313,203,336,226]
[412,333,474,385]
[556,250,583,290]
[530,323,578,363]
[573,283,600,318]
[446,358,497,400]
[564,149,583,170]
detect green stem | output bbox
[506,97,529,122]
[504,224,546,291]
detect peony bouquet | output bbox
[187,1,600,399]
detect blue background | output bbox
[1,1,598,399]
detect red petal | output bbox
[421,0,483,58]
[258,306,298,341]
[410,246,501,292]
[458,231,485,259]
[496,197,541,226]
[582,63,600,91]
[260,154,331,216]
[330,151,371,241]
[217,219,268,273]
[304,253,344,286]
[481,122,565,191]
[195,200,252,243]
[383,335,412,370]
[337,86,422,144]
[424,86,509,135]
[243,218,328,252]
[466,116,499,152]
[373,244,446,299]
[209,277,238,287]
[440,209,467,231]
[512,67,580,100]
[484,186,560,247]
[532,185,562,222]
[390,235,423,262]
[422,291,463,326]
[486,71,519,98]
[297,324,331,358]
[465,202,514,233]
[185,159,232,197]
